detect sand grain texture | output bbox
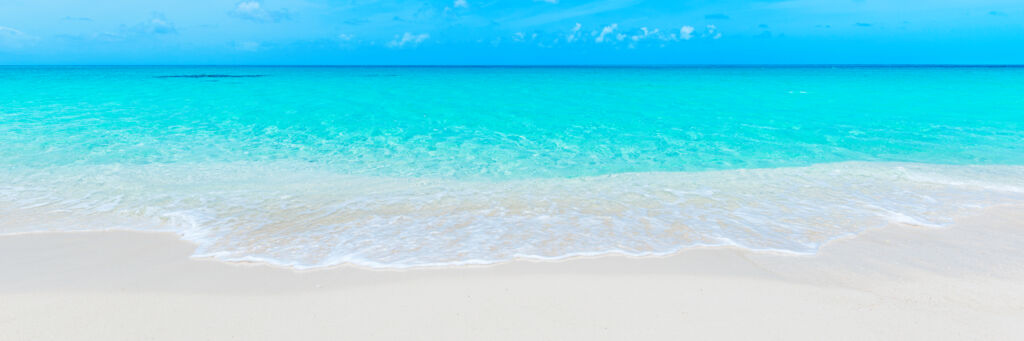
[2,206,1023,340]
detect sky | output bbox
[0,0,1022,65]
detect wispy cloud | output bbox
[230,1,290,23]
[234,41,262,51]
[630,27,658,42]
[595,23,617,43]
[89,14,178,42]
[704,25,721,39]
[566,22,582,42]
[505,0,639,27]
[516,22,713,47]
[388,32,429,48]
[0,26,35,49]
[0,26,26,36]
[453,0,468,9]
[512,32,540,43]
[125,14,177,35]
[148,17,177,34]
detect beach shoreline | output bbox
[2,205,1023,340]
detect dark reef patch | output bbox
[155,74,266,79]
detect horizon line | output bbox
[2,63,1024,68]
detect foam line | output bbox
[2,161,1022,269]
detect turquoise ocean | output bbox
[2,66,1023,268]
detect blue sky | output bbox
[1,0,1022,64]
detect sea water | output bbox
[2,66,1023,268]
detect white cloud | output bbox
[630,27,659,42]
[680,26,695,40]
[595,23,617,43]
[566,22,582,43]
[705,25,722,39]
[236,2,261,14]
[338,33,353,41]
[231,1,290,23]
[388,32,429,48]
[536,0,559,3]
[454,0,468,8]
[543,23,716,47]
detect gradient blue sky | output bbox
[1,0,1022,64]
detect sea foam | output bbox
[2,161,1021,269]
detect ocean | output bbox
[2,66,1023,268]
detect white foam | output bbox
[1,161,1022,269]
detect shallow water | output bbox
[2,66,1023,268]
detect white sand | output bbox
[2,205,1023,340]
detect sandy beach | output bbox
[4,1,1024,338]
[1,205,1022,340]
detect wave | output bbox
[1,161,1022,269]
